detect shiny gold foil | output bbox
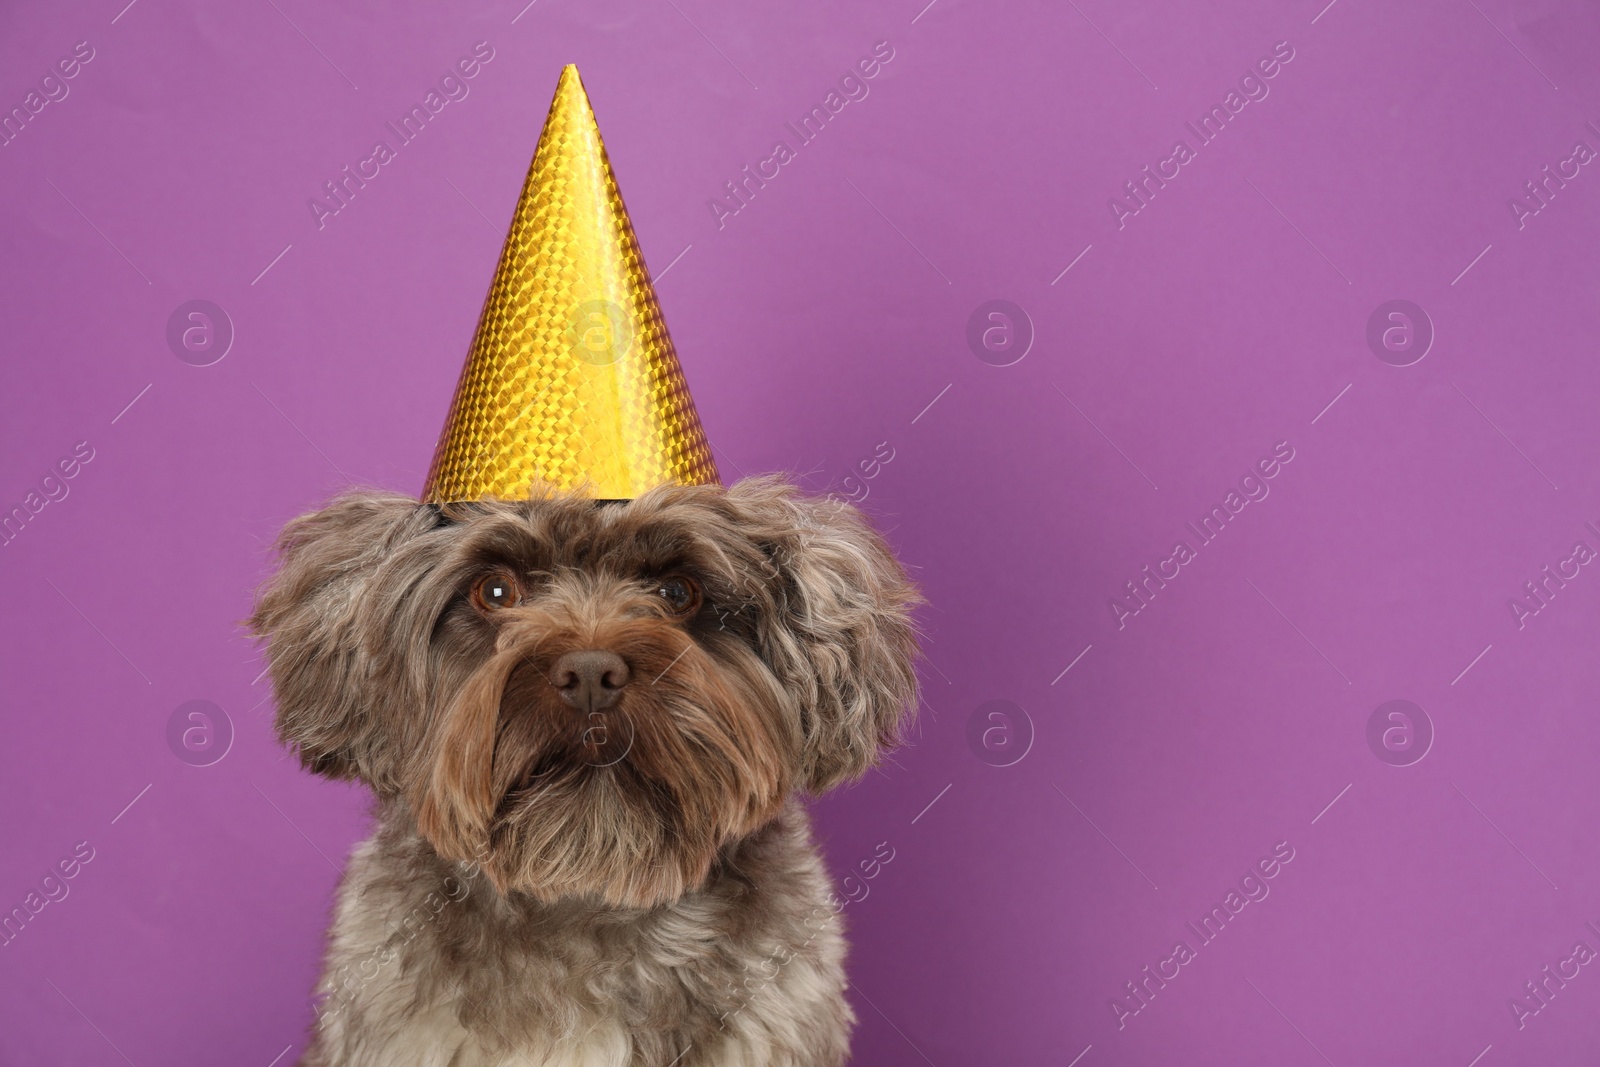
[421,65,719,503]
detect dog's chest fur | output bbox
[302,804,852,1067]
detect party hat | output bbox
[421,65,719,503]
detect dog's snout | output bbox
[551,650,631,711]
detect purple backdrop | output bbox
[5,0,1600,1063]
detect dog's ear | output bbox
[724,477,920,793]
[250,492,431,784]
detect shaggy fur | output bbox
[250,476,919,1066]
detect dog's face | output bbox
[251,477,918,908]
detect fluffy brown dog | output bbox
[251,475,919,1066]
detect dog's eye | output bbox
[473,573,521,610]
[655,576,700,616]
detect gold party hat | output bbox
[421,64,719,503]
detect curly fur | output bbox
[250,476,919,1066]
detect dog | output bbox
[250,474,919,1066]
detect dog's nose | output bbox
[551,650,631,711]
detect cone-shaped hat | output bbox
[421,65,719,503]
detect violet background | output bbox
[4,0,1600,1063]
